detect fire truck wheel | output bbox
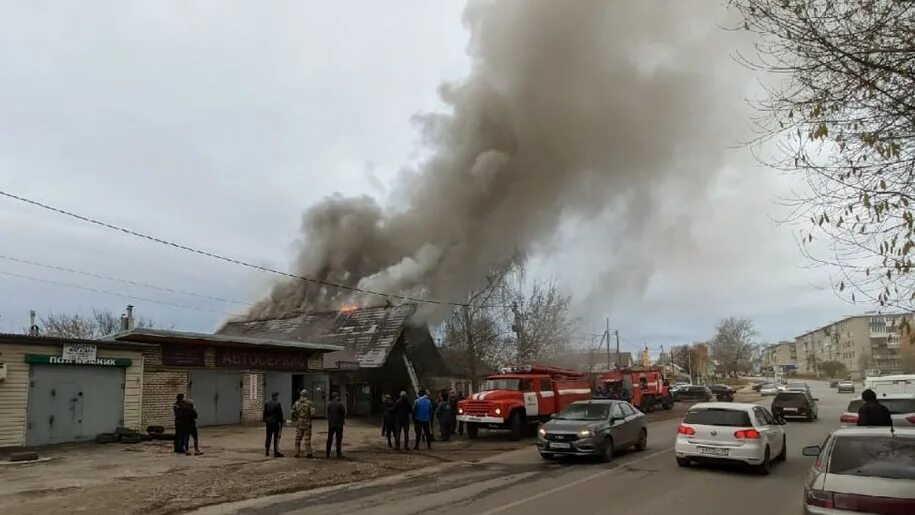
[600,437,615,463]
[509,412,524,441]
[634,429,647,451]
[467,423,479,439]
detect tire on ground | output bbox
[146,425,165,434]
[116,427,139,436]
[466,423,479,439]
[120,434,143,444]
[96,433,119,444]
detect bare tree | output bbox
[731,1,915,311]
[36,308,160,339]
[711,317,758,377]
[500,270,576,363]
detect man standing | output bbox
[857,389,893,426]
[392,391,412,450]
[173,393,185,454]
[263,392,285,457]
[292,389,315,458]
[326,391,346,458]
[413,389,433,450]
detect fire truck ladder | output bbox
[403,355,421,397]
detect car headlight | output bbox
[458,408,464,415]
[578,429,593,438]
[495,408,502,416]
[538,427,547,438]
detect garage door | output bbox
[265,373,292,418]
[189,371,241,426]
[27,365,125,446]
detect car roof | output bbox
[867,374,915,382]
[830,427,915,438]
[571,399,622,405]
[688,402,757,412]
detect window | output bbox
[557,403,610,421]
[482,379,520,391]
[683,408,752,427]
[620,403,636,417]
[611,404,625,420]
[520,380,533,392]
[828,436,915,480]
[539,379,552,392]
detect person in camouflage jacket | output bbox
[291,389,316,458]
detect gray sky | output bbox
[0,1,866,352]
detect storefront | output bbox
[107,328,340,429]
[0,335,147,448]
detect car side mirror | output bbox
[802,446,821,457]
[550,413,558,420]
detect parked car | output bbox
[752,382,764,392]
[787,382,811,392]
[802,427,915,514]
[673,385,713,402]
[675,402,787,475]
[708,384,735,402]
[772,391,819,422]
[840,394,915,427]
[670,382,691,394]
[829,379,839,388]
[537,400,647,462]
[760,383,780,396]
[836,380,856,394]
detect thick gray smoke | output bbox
[245,0,748,321]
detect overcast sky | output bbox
[0,1,870,352]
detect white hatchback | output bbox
[675,402,787,475]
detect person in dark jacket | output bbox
[392,391,412,450]
[381,394,396,448]
[413,390,433,450]
[436,392,454,441]
[173,394,185,453]
[326,391,347,458]
[178,398,202,455]
[857,389,893,427]
[453,390,465,436]
[263,392,285,457]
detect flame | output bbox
[339,304,358,313]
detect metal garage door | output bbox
[189,371,242,426]
[265,373,292,418]
[27,365,125,446]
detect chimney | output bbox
[120,313,129,331]
[126,305,134,330]
[28,310,39,336]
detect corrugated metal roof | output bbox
[104,328,342,352]
[217,304,417,368]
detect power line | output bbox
[0,254,251,306]
[0,269,235,316]
[0,189,464,307]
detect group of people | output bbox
[380,389,464,451]
[263,390,349,459]
[172,394,202,456]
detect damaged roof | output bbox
[217,303,418,368]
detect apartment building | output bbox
[761,341,797,374]
[794,313,911,377]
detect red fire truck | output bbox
[457,365,592,440]
[600,366,673,412]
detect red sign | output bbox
[215,348,310,370]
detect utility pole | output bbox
[687,349,693,384]
[614,329,621,369]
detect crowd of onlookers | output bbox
[381,388,464,450]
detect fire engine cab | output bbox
[600,366,673,412]
[457,365,591,440]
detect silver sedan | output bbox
[537,400,647,462]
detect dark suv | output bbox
[673,385,713,402]
[708,384,735,402]
[771,391,818,422]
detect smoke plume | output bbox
[245,0,748,321]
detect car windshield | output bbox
[839,381,853,385]
[828,436,915,480]
[683,408,752,427]
[556,403,610,421]
[847,399,915,414]
[482,379,520,391]
[774,392,808,404]
[788,383,807,389]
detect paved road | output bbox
[198,381,850,515]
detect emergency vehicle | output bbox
[600,366,673,412]
[456,365,591,440]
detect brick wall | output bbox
[141,369,188,429]
[242,372,264,423]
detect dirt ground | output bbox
[1,400,711,515]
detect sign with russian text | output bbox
[162,345,206,367]
[214,348,309,370]
[25,354,132,367]
[62,343,97,362]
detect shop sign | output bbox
[335,360,360,371]
[25,354,132,367]
[62,343,97,362]
[215,348,309,370]
[162,345,206,367]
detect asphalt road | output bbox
[199,381,850,515]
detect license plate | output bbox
[464,416,485,422]
[697,446,729,456]
[550,442,571,449]
[783,407,798,412]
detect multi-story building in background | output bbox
[794,312,911,378]
[761,341,797,375]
